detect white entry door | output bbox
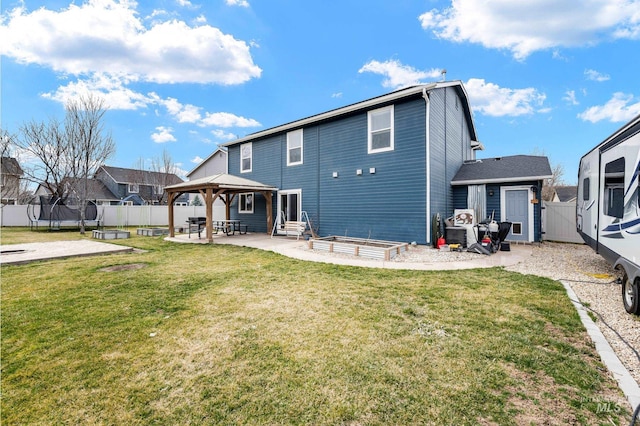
[502,187,533,242]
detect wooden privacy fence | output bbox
[542,201,583,244]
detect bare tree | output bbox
[1,128,15,157]
[149,149,179,204]
[530,147,565,202]
[65,95,116,232]
[14,94,115,233]
[17,117,70,201]
[542,162,565,202]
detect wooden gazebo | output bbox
[165,174,278,243]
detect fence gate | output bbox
[542,201,583,243]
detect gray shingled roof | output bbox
[451,155,552,185]
[100,165,183,185]
[1,157,23,176]
[555,185,577,202]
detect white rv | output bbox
[577,114,640,315]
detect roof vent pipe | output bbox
[440,69,447,81]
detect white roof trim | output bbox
[451,175,552,186]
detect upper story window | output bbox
[128,183,139,193]
[287,129,303,166]
[154,185,163,195]
[368,105,394,154]
[241,142,252,173]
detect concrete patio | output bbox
[165,232,533,270]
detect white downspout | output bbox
[423,88,431,245]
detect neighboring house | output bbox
[550,185,577,202]
[34,178,120,205]
[95,165,188,205]
[186,147,228,205]
[1,157,24,205]
[208,81,549,244]
[451,155,552,243]
[187,147,228,180]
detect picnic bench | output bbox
[213,220,248,236]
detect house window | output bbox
[241,143,252,173]
[368,105,394,154]
[239,192,254,214]
[287,129,303,166]
[154,185,163,195]
[604,158,624,218]
[128,183,139,193]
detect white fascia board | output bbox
[451,175,553,186]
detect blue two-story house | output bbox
[219,81,483,245]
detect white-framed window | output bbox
[241,142,252,173]
[239,192,254,214]
[154,185,163,195]
[287,129,303,166]
[367,105,394,154]
[128,183,139,193]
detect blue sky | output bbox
[2,0,640,183]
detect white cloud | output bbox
[176,0,192,7]
[200,112,260,128]
[191,156,204,164]
[358,59,442,89]
[42,73,149,109]
[464,78,547,117]
[419,0,640,60]
[331,92,343,98]
[43,77,261,129]
[211,129,237,141]
[584,69,611,82]
[151,126,177,143]
[0,0,261,84]
[563,90,579,106]
[578,92,640,122]
[226,0,250,7]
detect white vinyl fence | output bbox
[0,204,225,228]
[542,201,583,244]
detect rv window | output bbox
[582,178,590,201]
[604,158,625,218]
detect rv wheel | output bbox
[621,275,640,315]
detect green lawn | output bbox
[0,228,631,425]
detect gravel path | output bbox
[504,242,640,386]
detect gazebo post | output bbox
[264,191,273,233]
[225,193,231,220]
[168,191,176,237]
[205,187,213,243]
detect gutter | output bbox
[423,87,431,245]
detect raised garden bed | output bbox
[92,230,130,240]
[308,236,408,260]
[137,228,169,236]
